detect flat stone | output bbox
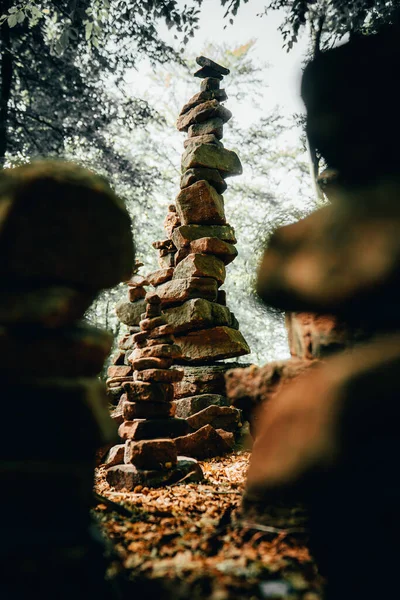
[145,292,163,305]
[183,134,223,149]
[124,438,177,469]
[164,211,181,238]
[140,316,167,331]
[216,429,235,448]
[186,405,242,432]
[0,323,113,377]
[194,66,223,80]
[143,335,176,347]
[146,268,174,287]
[200,77,221,91]
[106,456,203,490]
[122,400,176,420]
[155,277,218,305]
[122,381,174,403]
[147,323,177,338]
[176,100,232,132]
[107,365,132,379]
[180,167,227,194]
[174,424,231,459]
[182,144,242,178]
[173,363,249,398]
[188,118,224,140]
[128,286,147,302]
[175,394,230,418]
[172,224,236,248]
[118,418,191,441]
[129,357,173,371]
[134,368,184,383]
[179,89,227,116]
[130,344,182,361]
[176,180,225,226]
[106,376,134,388]
[110,393,126,426]
[118,332,138,350]
[0,161,134,289]
[174,326,250,364]
[196,56,230,76]
[164,298,232,334]
[188,237,238,265]
[173,253,226,286]
[104,444,125,468]
[0,286,95,327]
[115,299,147,326]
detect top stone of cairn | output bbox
[194,56,230,79]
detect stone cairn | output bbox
[226,29,400,600]
[0,161,133,598]
[105,57,251,481]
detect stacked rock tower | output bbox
[0,161,134,598]
[106,57,250,472]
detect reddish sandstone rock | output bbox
[176,99,232,131]
[285,311,362,359]
[181,145,242,178]
[176,180,225,225]
[163,298,232,334]
[110,398,125,427]
[186,405,242,432]
[174,424,231,459]
[115,299,146,326]
[134,368,184,383]
[0,161,134,289]
[129,357,173,371]
[155,277,218,305]
[173,362,249,398]
[216,429,235,448]
[172,224,236,249]
[122,381,174,403]
[118,332,138,351]
[107,365,132,379]
[145,303,162,318]
[179,89,227,116]
[144,335,176,347]
[118,418,191,441]
[152,239,176,253]
[164,209,181,238]
[246,334,400,492]
[139,316,167,331]
[174,394,229,418]
[225,359,316,435]
[122,400,176,420]
[174,326,250,363]
[124,438,177,470]
[173,253,226,286]
[106,456,203,490]
[180,167,227,194]
[187,237,238,265]
[106,376,134,388]
[146,268,174,287]
[126,274,149,287]
[104,444,125,468]
[128,286,147,302]
[0,323,113,377]
[188,117,223,139]
[129,343,182,361]
[256,198,400,323]
[106,386,124,405]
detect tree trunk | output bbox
[0,11,12,168]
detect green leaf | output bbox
[7,14,18,27]
[85,21,93,40]
[17,10,25,23]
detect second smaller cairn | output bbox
[106,293,204,489]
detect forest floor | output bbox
[94,451,325,600]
